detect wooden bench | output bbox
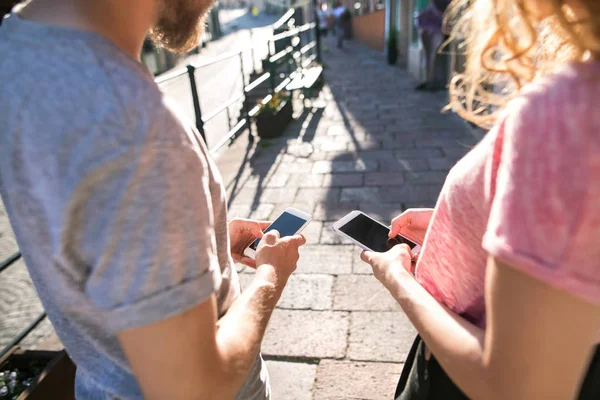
[285,65,324,107]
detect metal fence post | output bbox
[267,40,276,94]
[249,29,256,74]
[238,52,252,141]
[187,64,206,143]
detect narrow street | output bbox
[215,39,479,398]
[1,11,479,398]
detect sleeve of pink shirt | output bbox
[482,70,600,305]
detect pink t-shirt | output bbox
[415,62,600,328]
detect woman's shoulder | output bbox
[503,61,600,143]
[518,62,600,112]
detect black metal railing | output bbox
[0,8,321,361]
[0,250,44,359]
[153,10,318,155]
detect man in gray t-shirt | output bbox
[0,1,305,399]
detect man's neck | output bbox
[19,0,156,59]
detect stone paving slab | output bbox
[313,204,358,222]
[403,171,450,185]
[322,173,364,187]
[333,275,401,312]
[348,312,417,363]
[364,172,405,186]
[312,160,379,174]
[295,188,341,205]
[319,224,355,245]
[263,309,349,359]
[239,273,333,310]
[357,203,404,224]
[313,360,403,400]
[227,203,275,221]
[302,221,323,245]
[266,360,317,400]
[297,245,354,275]
[429,157,461,171]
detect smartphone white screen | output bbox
[338,213,418,252]
[248,212,308,251]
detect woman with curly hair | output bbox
[359,1,600,399]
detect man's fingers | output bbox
[250,221,264,238]
[263,229,280,244]
[259,221,271,230]
[244,235,258,249]
[277,234,307,248]
[290,234,307,246]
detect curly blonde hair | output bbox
[445,0,600,128]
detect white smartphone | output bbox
[332,210,422,254]
[243,207,312,259]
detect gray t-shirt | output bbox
[0,14,269,400]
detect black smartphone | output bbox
[332,211,421,253]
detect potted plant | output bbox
[0,347,76,400]
[255,92,293,139]
[387,27,398,65]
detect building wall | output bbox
[351,10,386,51]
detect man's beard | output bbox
[149,0,213,54]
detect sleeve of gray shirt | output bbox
[67,127,223,333]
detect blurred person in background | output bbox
[317,3,330,51]
[414,0,451,91]
[0,0,306,399]
[361,0,600,399]
[332,0,346,48]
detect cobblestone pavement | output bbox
[0,38,483,397]
[217,40,482,398]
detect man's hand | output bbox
[228,218,271,267]
[255,230,306,286]
[360,244,413,290]
[389,208,434,245]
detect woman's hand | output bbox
[228,218,271,268]
[360,244,414,290]
[389,208,434,246]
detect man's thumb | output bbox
[263,230,280,244]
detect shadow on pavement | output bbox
[226,104,324,216]
[320,42,481,226]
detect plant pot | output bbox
[0,347,76,400]
[255,100,293,139]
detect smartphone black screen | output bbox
[338,213,417,252]
[249,212,307,250]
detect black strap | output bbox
[394,335,423,399]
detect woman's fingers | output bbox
[390,211,413,237]
[360,250,374,264]
[240,256,257,268]
[390,208,433,238]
